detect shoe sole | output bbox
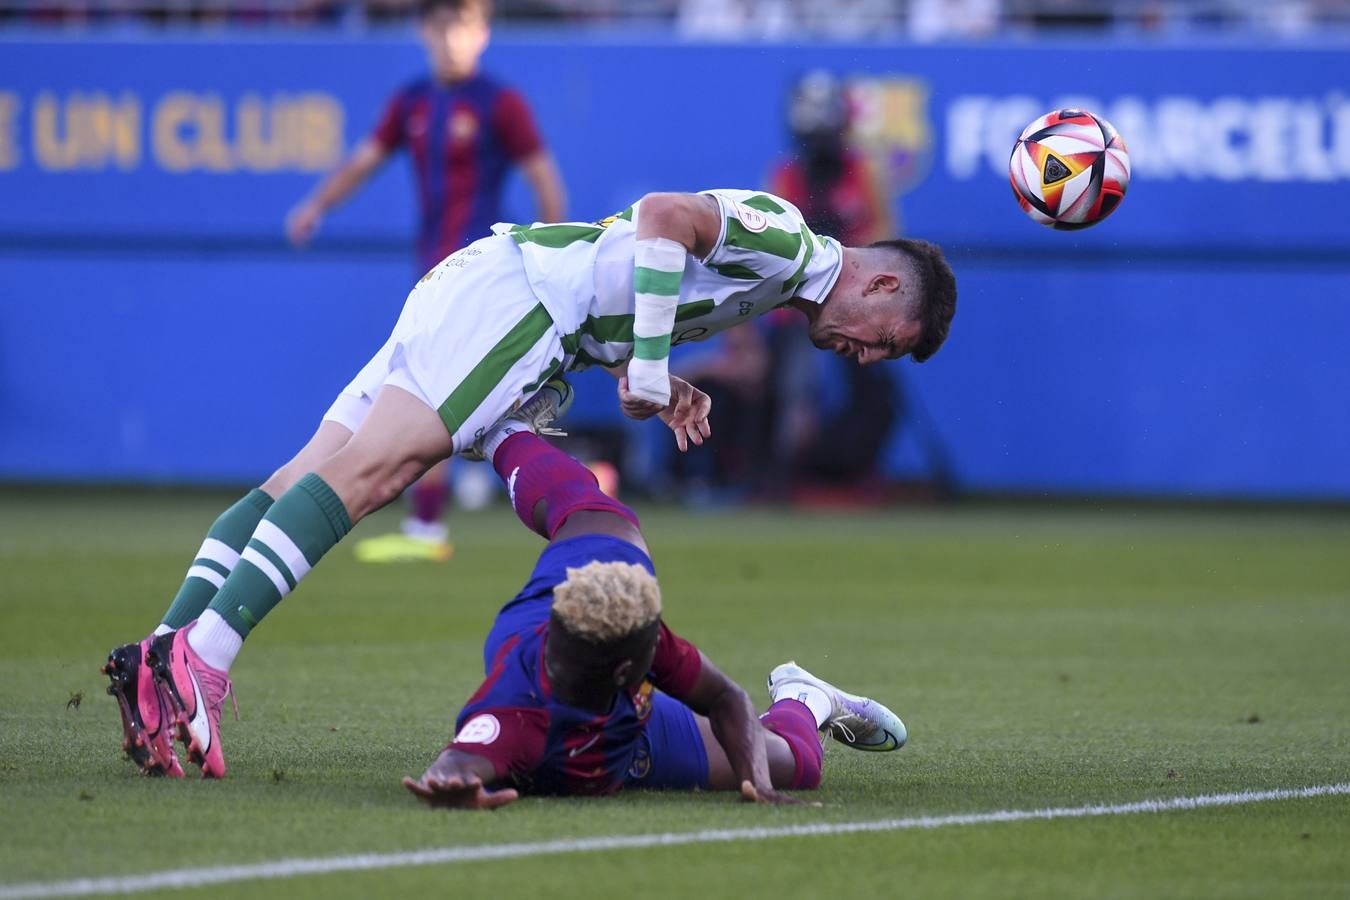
[102,646,171,776]
[830,726,905,752]
[145,641,221,778]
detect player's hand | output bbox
[618,375,665,421]
[403,773,519,811]
[659,375,712,453]
[739,779,815,806]
[286,202,323,247]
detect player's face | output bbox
[420,8,490,80]
[808,272,922,366]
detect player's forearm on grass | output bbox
[521,151,567,223]
[684,656,773,790]
[707,685,773,791]
[306,140,387,213]
[426,747,502,786]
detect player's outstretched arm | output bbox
[519,150,567,224]
[624,193,723,410]
[403,748,519,811]
[681,653,801,805]
[286,139,390,247]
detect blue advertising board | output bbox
[1,33,1347,496]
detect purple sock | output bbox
[491,432,637,538]
[760,699,823,790]
[410,476,449,524]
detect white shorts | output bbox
[323,235,566,454]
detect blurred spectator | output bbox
[1,0,1343,36]
[796,0,901,38]
[1007,0,1111,30]
[764,71,898,497]
[676,0,793,38]
[668,325,772,498]
[908,0,999,40]
[771,71,893,248]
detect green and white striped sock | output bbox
[202,474,352,647]
[159,488,274,632]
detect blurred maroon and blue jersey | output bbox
[448,535,707,796]
[372,74,544,272]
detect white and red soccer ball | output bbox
[1009,109,1130,230]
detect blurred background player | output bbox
[767,71,903,497]
[404,420,906,809]
[772,73,939,499]
[286,0,567,564]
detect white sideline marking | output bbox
[3,783,1346,899]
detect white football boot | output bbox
[768,662,907,752]
[462,378,574,462]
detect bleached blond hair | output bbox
[551,561,661,643]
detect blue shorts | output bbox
[482,534,655,674]
[625,691,710,791]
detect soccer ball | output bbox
[1009,109,1130,230]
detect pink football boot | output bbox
[146,623,235,778]
[102,638,185,777]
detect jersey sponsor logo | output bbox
[734,203,769,233]
[671,326,709,346]
[455,714,501,745]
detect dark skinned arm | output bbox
[679,652,800,805]
[402,748,519,811]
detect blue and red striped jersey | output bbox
[448,537,704,796]
[372,74,544,272]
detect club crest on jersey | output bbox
[455,714,501,745]
[627,747,653,780]
[734,203,769,233]
[632,681,653,721]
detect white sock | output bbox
[401,517,449,543]
[152,623,174,637]
[187,609,244,672]
[772,681,833,729]
[482,421,533,465]
[483,384,565,464]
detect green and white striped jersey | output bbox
[493,189,843,370]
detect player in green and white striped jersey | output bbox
[503,189,838,404]
[103,187,955,778]
[501,188,952,436]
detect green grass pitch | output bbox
[1,487,1348,898]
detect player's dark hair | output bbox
[418,0,491,19]
[869,237,957,363]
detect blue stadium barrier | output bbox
[0,33,1347,497]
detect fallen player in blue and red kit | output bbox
[403,415,907,809]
